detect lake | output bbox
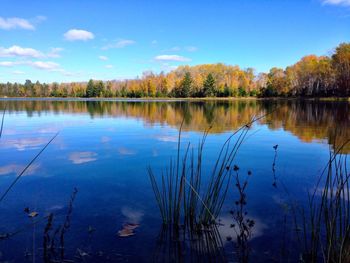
[0,99,349,262]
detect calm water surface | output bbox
[0,99,349,262]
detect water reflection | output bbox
[0,99,349,262]
[153,225,226,263]
[1,99,349,152]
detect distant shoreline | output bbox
[0,97,349,102]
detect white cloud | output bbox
[0,60,61,72]
[0,45,63,59]
[64,29,94,41]
[322,0,350,5]
[0,61,19,67]
[151,40,158,45]
[99,55,108,61]
[105,64,113,69]
[30,61,60,70]
[0,17,35,30]
[154,54,191,62]
[0,45,44,58]
[102,39,136,50]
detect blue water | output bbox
[0,99,348,262]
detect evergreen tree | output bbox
[180,72,192,97]
[86,79,95,97]
[203,73,216,97]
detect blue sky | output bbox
[0,0,350,83]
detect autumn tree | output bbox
[332,43,350,95]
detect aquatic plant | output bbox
[148,115,265,228]
[296,141,350,263]
[229,166,255,263]
[43,187,78,263]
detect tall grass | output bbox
[297,142,350,263]
[148,115,264,228]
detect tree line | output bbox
[1,43,349,98]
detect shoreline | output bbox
[0,97,349,102]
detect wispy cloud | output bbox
[168,46,181,52]
[102,39,136,50]
[0,60,59,70]
[31,61,60,70]
[0,17,35,30]
[105,64,113,69]
[322,0,350,6]
[11,70,25,75]
[0,45,63,59]
[64,29,95,41]
[0,45,44,58]
[0,59,71,76]
[0,61,19,67]
[99,55,108,61]
[163,46,198,52]
[154,54,191,62]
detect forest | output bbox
[0,42,349,98]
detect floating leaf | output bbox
[117,228,135,237]
[123,223,139,230]
[28,211,38,218]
